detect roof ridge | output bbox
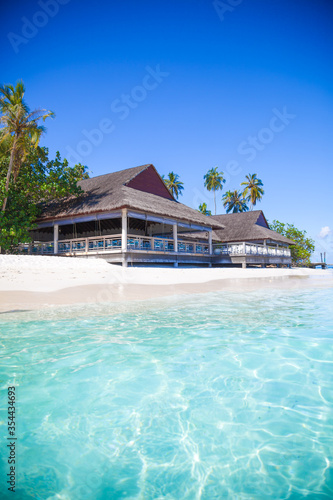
[82,164,153,182]
[210,211,259,219]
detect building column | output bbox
[263,240,267,266]
[121,209,128,267]
[208,231,213,255]
[242,261,247,269]
[173,223,178,252]
[54,224,59,255]
[173,223,178,267]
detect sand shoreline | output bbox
[0,255,332,312]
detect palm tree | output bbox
[0,81,54,212]
[222,190,249,213]
[198,202,211,216]
[241,173,264,210]
[204,167,225,215]
[162,172,184,199]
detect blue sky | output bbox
[2,0,333,261]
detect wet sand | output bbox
[1,269,332,313]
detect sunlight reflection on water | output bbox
[0,287,332,499]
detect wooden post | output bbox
[208,231,213,255]
[173,223,178,267]
[121,209,128,267]
[121,209,127,252]
[173,223,178,252]
[54,224,59,255]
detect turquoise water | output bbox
[1,286,333,499]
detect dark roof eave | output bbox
[35,205,128,224]
[36,204,221,229]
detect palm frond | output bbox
[0,80,54,211]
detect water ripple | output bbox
[0,287,332,499]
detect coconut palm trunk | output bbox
[2,139,17,212]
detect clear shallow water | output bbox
[0,287,333,499]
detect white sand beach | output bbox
[0,255,332,312]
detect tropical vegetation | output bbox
[198,202,211,216]
[0,81,88,252]
[222,190,249,214]
[204,167,225,215]
[241,173,264,209]
[270,220,315,267]
[0,146,88,252]
[162,172,184,199]
[0,81,54,212]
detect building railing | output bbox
[18,234,209,256]
[213,242,291,257]
[18,242,55,255]
[127,236,209,254]
[18,236,290,258]
[59,236,122,254]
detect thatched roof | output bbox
[38,164,224,229]
[185,211,294,245]
[210,211,295,245]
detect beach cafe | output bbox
[19,164,294,268]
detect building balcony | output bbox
[213,242,291,258]
[18,235,291,267]
[18,234,210,256]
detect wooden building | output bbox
[22,164,294,267]
[210,211,294,268]
[26,164,223,267]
